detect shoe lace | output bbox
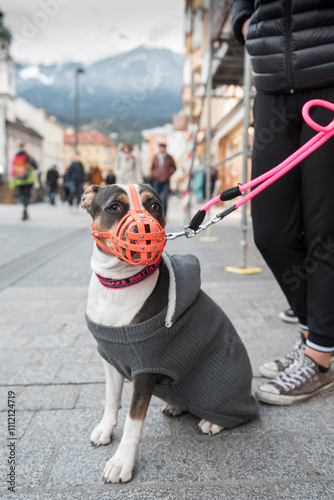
[274,351,315,391]
[278,338,305,366]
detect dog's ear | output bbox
[81,185,101,213]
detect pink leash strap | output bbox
[188,99,334,231]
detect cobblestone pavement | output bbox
[1,197,334,499]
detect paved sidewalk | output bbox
[0,197,334,499]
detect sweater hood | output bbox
[163,252,201,327]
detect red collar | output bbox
[95,259,161,289]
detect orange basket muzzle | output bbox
[91,185,166,266]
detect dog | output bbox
[81,183,259,484]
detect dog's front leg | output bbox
[103,372,158,484]
[91,359,124,446]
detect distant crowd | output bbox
[10,141,177,220]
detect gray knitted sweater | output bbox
[86,253,259,428]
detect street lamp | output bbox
[74,67,85,153]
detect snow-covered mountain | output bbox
[16,46,183,141]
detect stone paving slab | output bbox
[275,480,334,500]
[0,201,333,498]
[17,385,80,411]
[217,434,309,481]
[183,484,276,500]
[0,444,55,491]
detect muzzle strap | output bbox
[90,185,166,266]
[128,184,142,210]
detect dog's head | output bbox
[82,183,166,266]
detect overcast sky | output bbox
[1,0,185,64]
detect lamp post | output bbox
[74,67,84,152]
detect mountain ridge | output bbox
[15,46,184,143]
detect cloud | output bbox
[2,0,184,64]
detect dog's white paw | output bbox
[90,420,116,446]
[162,403,183,417]
[198,419,223,436]
[103,445,135,483]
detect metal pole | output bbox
[241,49,251,268]
[74,68,84,153]
[205,0,213,201]
[186,70,195,222]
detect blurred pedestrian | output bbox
[150,143,176,214]
[115,143,142,184]
[232,0,334,405]
[46,165,59,205]
[9,142,38,221]
[106,168,116,185]
[66,153,85,207]
[87,162,103,186]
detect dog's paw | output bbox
[90,421,116,446]
[103,446,135,484]
[162,403,183,417]
[198,419,223,436]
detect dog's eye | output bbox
[151,202,161,211]
[109,204,121,212]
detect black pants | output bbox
[251,87,334,351]
[49,186,57,205]
[18,184,32,209]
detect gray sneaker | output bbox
[259,334,306,378]
[256,351,334,405]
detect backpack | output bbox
[13,153,30,180]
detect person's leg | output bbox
[76,182,83,206]
[256,89,334,403]
[159,182,170,214]
[17,185,26,219]
[298,87,334,366]
[152,181,161,195]
[49,186,56,205]
[67,181,74,206]
[251,93,310,379]
[21,184,32,220]
[251,92,307,325]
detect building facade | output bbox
[141,124,188,192]
[15,98,64,177]
[63,131,117,174]
[182,0,253,200]
[0,10,44,203]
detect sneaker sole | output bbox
[255,380,334,406]
[278,312,299,323]
[259,366,283,379]
[260,355,334,379]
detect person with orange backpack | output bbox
[9,142,38,220]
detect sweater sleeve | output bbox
[231,0,254,45]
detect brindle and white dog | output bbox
[81,183,258,484]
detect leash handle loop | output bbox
[302,99,334,133]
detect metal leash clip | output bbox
[166,207,233,241]
[165,230,188,241]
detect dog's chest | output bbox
[86,272,159,327]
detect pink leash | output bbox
[188,99,334,231]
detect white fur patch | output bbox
[90,360,124,446]
[103,417,144,483]
[86,244,159,327]
[118,183,143,210]
[198,419,223,436]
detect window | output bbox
[193,9,203,49]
